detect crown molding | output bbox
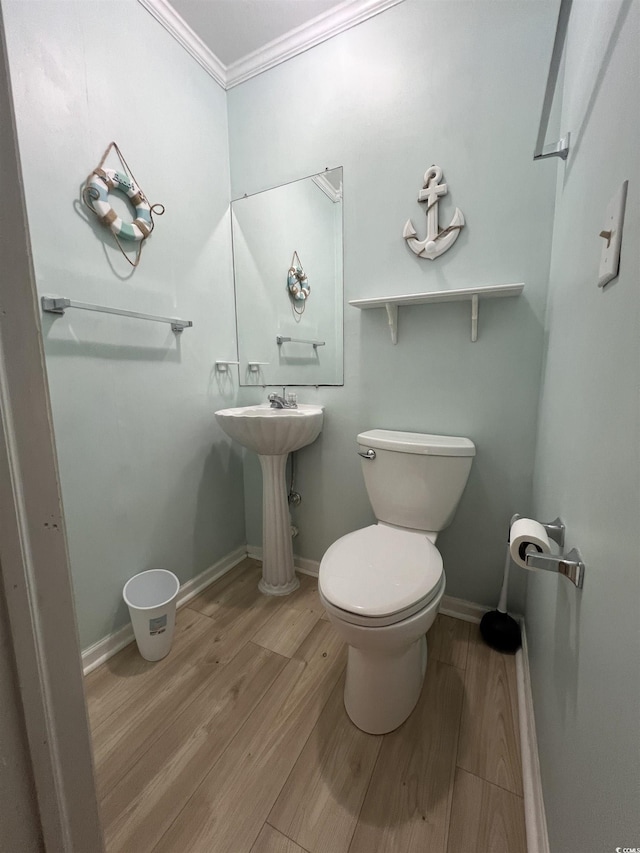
[225,0,406,88]
[312,173,343,203]
[137,0,226,89]
[138,0,406,90]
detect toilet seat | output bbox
[319,524,443,627]
[320,575,445,628]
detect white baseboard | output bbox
[246,543,262,562]
[246,544,320,577]
[175,546,248,610]
[81,545,248,675]
[82,620,135,677]
[293,555,321,576]
[516,620,550,853]
[439,595,490,624]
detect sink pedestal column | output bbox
[257,453,299,595]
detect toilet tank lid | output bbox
[357,429,475,457]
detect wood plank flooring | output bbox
[86,557,526,853]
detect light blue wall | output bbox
[229,0,559,610]
[2,0,244,649]
[528,1,640,850]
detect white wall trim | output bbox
[439,595,490,624]
[82,545,247,674]
[225,0,406,88]
[0,16,104,848]
[246,544,261,561]
[82,619,135,677]
[293,554,323,577]
[176,545,247,608]
[247,544,320,577]
[312,173,343,203]
[516,621,550,853]
[137,0,226,89]
[137,0,406,90]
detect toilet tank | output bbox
[357,429,475,532]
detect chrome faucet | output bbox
[268,387,297,409]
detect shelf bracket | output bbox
[470,294,479,342]
[385,302,398,345]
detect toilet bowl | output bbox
[318,429,475,734]
[319,523,446,734]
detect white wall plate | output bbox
[598,180,628,288]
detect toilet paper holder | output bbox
[525,547,585,589]
[539,516,565,549]
[515,515,585,589]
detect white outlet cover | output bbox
[598,180,628,288]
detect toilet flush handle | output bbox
[358,448,376,460]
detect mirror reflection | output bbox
[231,167,343,386]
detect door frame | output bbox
[0,9,104,851]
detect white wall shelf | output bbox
[349,283,525,343]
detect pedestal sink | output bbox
[215,404,324,595]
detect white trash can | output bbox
[123,569,180,661]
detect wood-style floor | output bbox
[85,558,526,853]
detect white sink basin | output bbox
[215,404,323,456]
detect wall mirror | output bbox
[231,167,344,386]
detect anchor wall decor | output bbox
[403,165,465,260]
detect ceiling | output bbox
[142,0,406,88]
[170,0,347,68]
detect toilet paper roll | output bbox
[509,518,551,569]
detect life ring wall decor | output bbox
[287,250,310,315]
[82,141,164,268]
[87,168,152,242]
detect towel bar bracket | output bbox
[534,134,571,162]
[41,296,70,314]
[533,0,573,162]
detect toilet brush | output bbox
[480,546,522,653]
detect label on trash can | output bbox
[149,615,167,635]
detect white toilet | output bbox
[318,429,475,734]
